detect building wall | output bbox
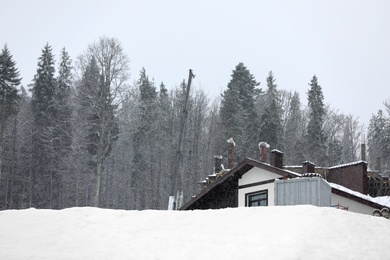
[238,168,281,207]
[331,193,375,215]
[238,183,275,207]
[328,163,368,194]
[274,178,331,207]
[238,168,280,186]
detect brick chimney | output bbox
[227,138,235,169]
[303,161,315,174]
[259,142,270,163]
[271,150,283,168]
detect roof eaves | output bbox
[330,185,386,210]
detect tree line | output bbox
[0,37,389,210]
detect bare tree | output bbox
[341,114,364,162]
[76,36,130,207]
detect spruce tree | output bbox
[220,63,261,163]
[283,92,305,164]
[306,75,326,165]
[0,44,21,202]
[56,48,73,153]
[53,48,73,208]
[30,43,57,208]
[260,99,283,150]
[131,68,158,209]
[260,71,283,151]
[0,44,21,125]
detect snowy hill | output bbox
[0,206,389,260]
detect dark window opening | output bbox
[246,190,268,207]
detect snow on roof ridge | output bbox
[271,149,283,154]
[303,160,315,165]
[329,182,390,208]
[328,160,367,170]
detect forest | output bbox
[0,36,389,210]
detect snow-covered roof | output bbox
[303,160,315,165]
[329,182,390,208]
[328,160,367,170]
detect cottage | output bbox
[180,150,390,216]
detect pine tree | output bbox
[0,44,21,188]
[30,43,57,208]
[306,75,326,165]
[220,63,261,163]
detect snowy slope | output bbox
[0,206,389,260]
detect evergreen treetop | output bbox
[306,75,327,164]
[31,43,57,122]
[0,44,21,121]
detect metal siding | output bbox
[275,178,331,207]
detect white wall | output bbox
[238,168,280,186]
[238,168,280,207]
[238,183,275,207]
[331,193,376,215]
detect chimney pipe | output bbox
[214,155,223,174]
[376,157,381,174]
[259,142,270,162]
[361,134,366,161]
[361,143,366,161]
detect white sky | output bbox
[1,0,389,127]
[1,206,390,259]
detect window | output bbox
[246,190,268,207]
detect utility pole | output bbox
[168,69,195,210]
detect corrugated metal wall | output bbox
[275,177,331,207]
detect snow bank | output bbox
[0,206,389,260]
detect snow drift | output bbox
[0,206,389,260]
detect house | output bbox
[180,149,390,216]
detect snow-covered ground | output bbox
[1,206,389,260]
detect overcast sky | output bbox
[1,0,389,127]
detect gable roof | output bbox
[180,158,301,210]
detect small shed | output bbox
[275,177,331,207]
